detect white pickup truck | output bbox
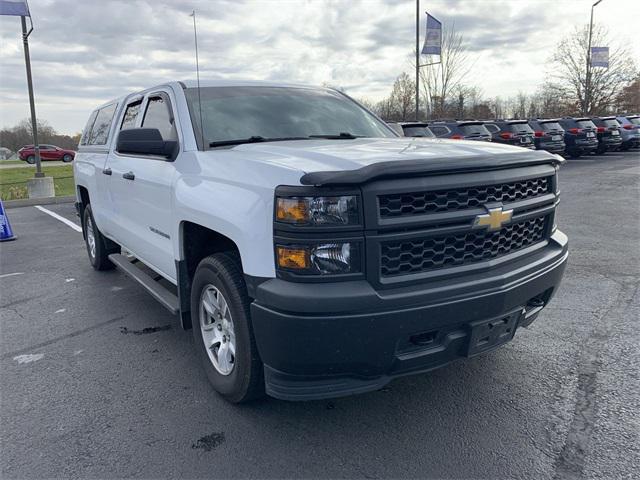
[74,80,568,403]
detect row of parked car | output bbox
[388,115,640,158]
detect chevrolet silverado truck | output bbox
[74,80,568,403]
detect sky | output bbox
[0,0,638,135]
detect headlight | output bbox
[276,195,359,226]
[276,242,361,275]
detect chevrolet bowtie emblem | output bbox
[474,206,513,231]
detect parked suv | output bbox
[557,117,598,158]
[484,120,535,149]
[528,119,566,154]
[591,117,623,154]
[74,81,567,403]
[18,144,76,163]
[616,115,640,150]
[428,120,492,141]
[390,122,436,138]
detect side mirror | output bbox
[117,128,178,161]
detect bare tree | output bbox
[374,73,416,121]
[391,73,417,121]
[548,24,637,115]
[415,23,472,119]
[0,118,79,153]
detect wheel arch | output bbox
[76,185,90,237]
[176,221,242,330]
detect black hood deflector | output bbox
[300,151,564,186]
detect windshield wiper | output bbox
[209,136,308,148]
[308,132,361,139]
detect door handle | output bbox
[102,168,112,175]
[122,171,135,180]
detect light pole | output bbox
[585,0,603,115]
[415,0,420,121]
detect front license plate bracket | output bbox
[466,310,522,357]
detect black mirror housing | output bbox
[117,128,178,161]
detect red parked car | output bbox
[18,144,76,163]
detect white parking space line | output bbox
[0,272,25,279]
[34,205,82,233]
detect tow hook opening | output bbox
[410,330,438,347]
[522,288,553,327]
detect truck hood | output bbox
[223,137,563,186]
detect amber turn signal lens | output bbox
[276,246,310,270]
[276,198,308,223]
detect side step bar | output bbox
[108,253,178,315]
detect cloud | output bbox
[0,0,638,134]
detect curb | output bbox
[3,195,76,209]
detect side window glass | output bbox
[121,101,142,130]
[485,124,498,133]
[80,110,98,145]
[89,103,117,145]
[142,96,177,141]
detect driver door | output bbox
[105,90,180,281]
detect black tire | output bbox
[82,204,116,271]
[190,253,264,403]
[620,143,630,151]
[595,145,606,155]
[26,155,35,164]
[568,149,581,159]
[62,154,73,162]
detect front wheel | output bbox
[62,154,73,162]
[191,253,264,403]
[82,204,116,271]
[26,155,35,164]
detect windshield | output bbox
[460,124,490,136]
[403,126,435,138]
[630,117,640,125]
[185,86,395,147]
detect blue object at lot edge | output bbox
[0,199,16,241]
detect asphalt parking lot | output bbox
[1,150,639,479]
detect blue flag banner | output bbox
[0,0,29,16]
[421,13,442,56]
[591,47,609,68]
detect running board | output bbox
[108,253,179,315]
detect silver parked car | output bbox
[615,115,640,150]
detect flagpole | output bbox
[21,14,42,178]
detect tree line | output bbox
[359,23,638,122]
[0,119,80,155]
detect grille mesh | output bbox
[380,215,547,277]
[378,177,550,218]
